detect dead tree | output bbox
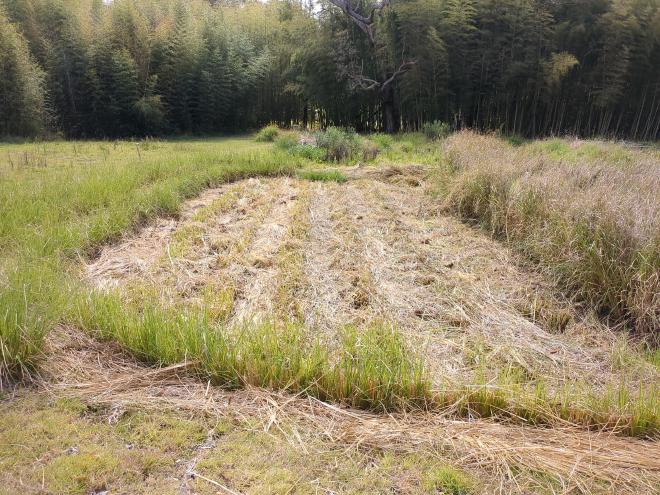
[327,0,415,133]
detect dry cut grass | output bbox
[81,171,658,437]
[32,325,660,495]
[443,132,660,336]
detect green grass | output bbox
[72,289,431,412]
[422,464,473,494]
[3,394,479,494]
[0,138,301,382]
[296,168,347,183]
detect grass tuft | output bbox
[296,169,347,183]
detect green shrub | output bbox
[255,124,279,142]
[314,127,361,161]
[370,133,393,149]
[507,134,525,146]
[422,120,450,141]
[292,144,325,162]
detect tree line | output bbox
[1,0,659,139]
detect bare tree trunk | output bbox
[381,84,397,133]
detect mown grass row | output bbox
[72,289,658,437]
[0,139,301,383]
[441,132,660,336]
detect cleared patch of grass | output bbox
[297,168,347,183]
[73,286,659,436]
[273,183,311,320]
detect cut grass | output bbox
[273,182,312,320]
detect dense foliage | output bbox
[1,0,659,138]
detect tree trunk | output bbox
[302,101,308,129]
[381,84,398,133]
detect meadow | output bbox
[0,131,658,494]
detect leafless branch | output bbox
[380,60,416,91]
[327,0,390,43]
[348,60,416,92]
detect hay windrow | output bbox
[39,326,660,495]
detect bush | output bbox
[399,141,414,153]
[133,96,165,135]
[362,141,380,161]
[314,127,361,161]
[255,124,279,142]
[370,133,394,150]
[422,120,450,140]
[507,134,525,146]
[292,144,325,162]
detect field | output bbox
[1,133,659,494]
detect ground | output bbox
[0,136,658,495]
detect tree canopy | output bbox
[1,0,658,139]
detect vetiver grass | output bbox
[0,138,300,382]
[442,132,660,336]
[72,291,431,413]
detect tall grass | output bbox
[442,132,660,336]
[0,138,300,383]
[73,291,431,412]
